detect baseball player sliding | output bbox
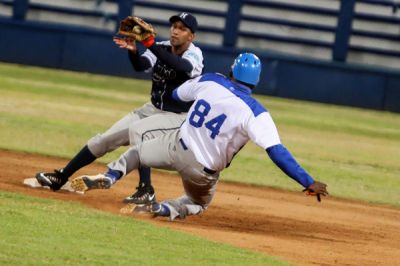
[71,53,329,220]
[35,12,203,205]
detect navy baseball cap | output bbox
[169,12,198,33]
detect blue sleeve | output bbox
[266,144,314,187]
[172,89,183,102]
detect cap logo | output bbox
[180,12,188,19]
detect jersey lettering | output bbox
[189,99,226,139]
[205,114,227,139]
[189,99,210,127]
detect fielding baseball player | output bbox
[35,12,203,205]
[71,53,329,220]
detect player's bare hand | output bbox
[113,36,136,52]
[304,181,328,202]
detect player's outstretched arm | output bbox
[148,44,193,72]
[113,36,137,52]
[266,144,329,201]
[113,35,153,72]
[266,144,314,187]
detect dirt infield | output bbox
[1,150,399,266]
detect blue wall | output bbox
[1,18,399,113]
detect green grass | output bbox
[0,191,289,266]
[1,62,400,206]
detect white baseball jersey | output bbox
[142,40,203,78]
[175,73,281,171]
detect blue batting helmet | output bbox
[231,53,261,86]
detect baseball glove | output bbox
[118,16,156,41]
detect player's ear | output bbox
[189,32,195,42]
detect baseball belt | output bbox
[179,138,217,175]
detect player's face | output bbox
[170,21,194,47]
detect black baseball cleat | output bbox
[35,169,67,191]
[123,183,156,205]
